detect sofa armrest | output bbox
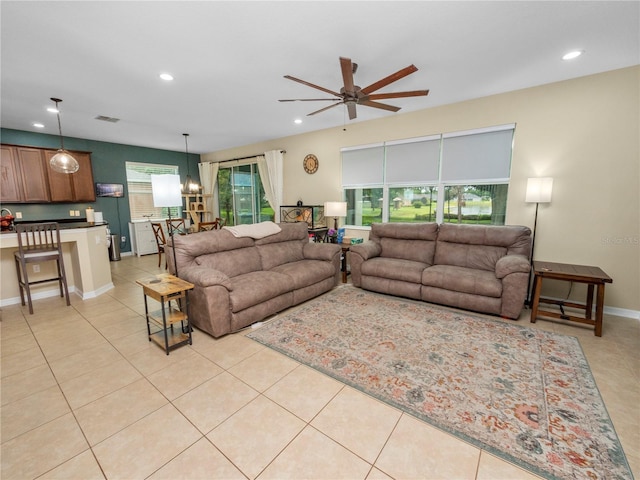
[350,241,382,261]
[303,242,341,261]
[495,254,530,279]
[179,266,233,290]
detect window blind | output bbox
[441,128,514,182]
[341,144,384,186]
[385,136,440,183]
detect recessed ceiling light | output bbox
[159,73,174,81]
[33,123,45,128]
[294,118,302,124]
[562,50,583,61]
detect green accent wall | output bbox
[1,128,200,253]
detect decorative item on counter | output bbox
[86,207,95,223]
[350,238,364,244]
[1,208,15,231]
[296,200,303,207]
[337,227,345,244]
[94,212,104,224]
[327,228,338,243]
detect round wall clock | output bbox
[303,154,319,174]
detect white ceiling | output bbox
[1,1,638,154]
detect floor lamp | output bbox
[151,174,182,276]
[525,177,553,305]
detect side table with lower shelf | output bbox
[530,260,613,336]
[136,273,194,354]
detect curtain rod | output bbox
[218,149,286,164]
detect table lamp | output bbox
[324,201,347,230]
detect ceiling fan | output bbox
[279,56,429,120]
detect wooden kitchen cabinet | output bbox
[0,145,50,203]
[44,150,96,202]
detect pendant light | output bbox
[181,133,200,193]
[49,98,80,174]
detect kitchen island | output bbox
[0,223,114,307]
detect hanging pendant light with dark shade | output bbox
[49,98,80,174]
[181,133,200,193]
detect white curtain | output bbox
[257,150,284,222]
[198,161,220,220]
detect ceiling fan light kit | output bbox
[279,56,429,120]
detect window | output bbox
[217,163,274,226]
[126,162,181,221]
[342,125,514,227]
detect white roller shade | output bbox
[342,144,384,185]
[441,128,514,182]
[385,136,440,183]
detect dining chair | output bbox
[166,218,186,236]
[151,222,167,269]
[198,218,225,232]
[13,222,70,314]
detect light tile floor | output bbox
[1,254,638,479]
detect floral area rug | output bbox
[247,287,632,480]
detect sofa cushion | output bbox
[371,222,438,264]
[361,257,429,283]
[434,224,531,271]
[434,242,506,271]
[271,259,335,289]
[422,265,502,298]
[258,241,305,270]
[195,247,262,278]
[228,270,294,312]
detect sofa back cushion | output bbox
[256,222,307,270]
[195,247,262,277]
[170,228,255,271]
[434,224,531,271]
[370,223,438,265]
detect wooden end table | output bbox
[530,261,612,336]
[136,273,194,354]
[340,244,350,283]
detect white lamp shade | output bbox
[324,201,347,217]
[525,177,553,203]
[151,174,182,207]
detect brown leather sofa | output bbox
[349,223,532,319]
[167,222,341,337]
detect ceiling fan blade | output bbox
[340,57,356,96]
[361,65,418,95]
[359,100,401,113]
[307,102,342,116]
[279,98,343,102]
[284,75,342,98]
[368,90,429,100]
[347,102,357,120]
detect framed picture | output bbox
[96,183,124,198]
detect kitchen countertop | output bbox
[1,221,108,233]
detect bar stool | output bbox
[13,222,70,314]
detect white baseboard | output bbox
[0,282,114,308]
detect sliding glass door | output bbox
[217,164,273,226]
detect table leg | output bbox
[530,274,542,323]
[595,284,605,337]
[341,251,348,283]
[586,284,594,320]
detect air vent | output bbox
[94,115,120,123]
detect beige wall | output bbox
[202,66,640,315]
